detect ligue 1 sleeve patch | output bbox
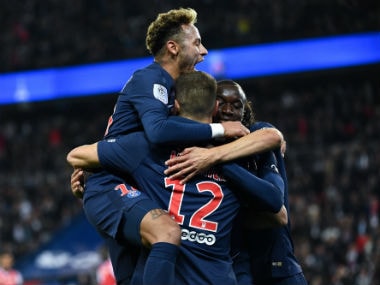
[153,84,168,105]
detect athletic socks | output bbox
[143,242,179,285]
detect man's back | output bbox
[98,131,240,284]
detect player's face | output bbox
[177,24,208,72]
[215,85,245,122]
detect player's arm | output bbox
[221,154,284,213]
[239,151,288,228]
[165,127,284,184]
[66,132,150,199]
[141,103,249,144]
[66,142,100,170]
[247,206,288,228]
[66,143,101,199]
[128,71,249,145]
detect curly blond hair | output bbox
[146,8,197,56]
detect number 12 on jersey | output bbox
[164,177,223,232]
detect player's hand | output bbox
[221,121,249,138]
[71,168,85,199]
[164,147,217,184]
[280,140,287,157]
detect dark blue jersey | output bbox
[240,122,303,282]
[221,159,284,213]
[98,130,240,285]
[103,62,213,144]
[98,123,292,284]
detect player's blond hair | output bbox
[146,8,197,56]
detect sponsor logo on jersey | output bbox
[153,84,168,105]
[181,228,216,245]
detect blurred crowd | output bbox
[0,96,112,260]
[1,1,380,284]
[1,0,379,72]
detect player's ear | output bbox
[212,100,219,116]
[173,99,180,115]
[167,40,179,57]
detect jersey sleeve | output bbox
[221,151,284,212]
[125,69,213,144]
[249,121,276,132]
[98,132,149,176]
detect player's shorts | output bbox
[84,176,160,246]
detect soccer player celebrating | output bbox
[165,80,308,285]
[69,7,250,284]
[68,71,286,284]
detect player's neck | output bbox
[155,58,180,80]
[180,114,211,124]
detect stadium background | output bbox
[1,1,379,284]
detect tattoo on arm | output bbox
[149,209,167,219]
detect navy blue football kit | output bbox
[82,62,223,284]
[232,122,307,285]
[95,124,285,284]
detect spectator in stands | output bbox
[96,244,116,285]
[0,249,23,285]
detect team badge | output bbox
[153,84,168,104]
[127,190,141,198]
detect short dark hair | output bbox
[217,80,255,127]
[175,71,217,119]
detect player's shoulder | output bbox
[121,63,172,96]
[117,132,148,148]
[249,121,276,132]
[133,62,172,84]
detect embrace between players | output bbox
[67,7,307,285]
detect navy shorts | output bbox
[84,184,161,246]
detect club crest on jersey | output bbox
[153,84,168,105]
[127,190,141,198]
